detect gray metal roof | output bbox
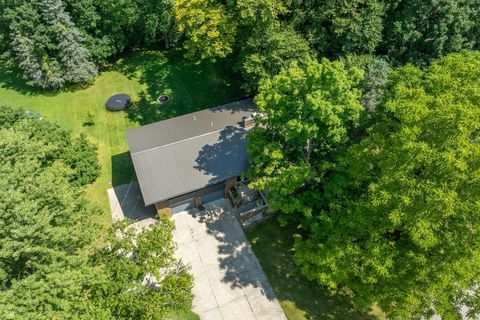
[127,99,256,154]
[126,99,256,206]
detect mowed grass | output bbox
[246,219,385,320]
[0,49,245,225]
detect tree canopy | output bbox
[1,0,479,90]
[0,106,194,319]
[248,51,480,318]
[175,0,236,60]
[383,0,480,63]
[292,0,386,57]
[1,0,480,317]
[246,58,364,222]
[0,106,101,318]
[90,217,194,319]
[238,24,312,92]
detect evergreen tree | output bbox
[342,55,391,112]
[6,0,97,89]
[360,58,390,111]
[40,0,97,84]
[8,2,64,88]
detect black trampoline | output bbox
[106,94,131,111]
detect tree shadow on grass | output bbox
[0,55,43,95]
[246,219,379,320]
[113,49,246,126]
[124,91,176,125]
[111,151,136,187]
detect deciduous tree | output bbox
[246,58,364,223]
[239,24,312,92]
[175,0,237,60]
[0,105,193,319]
[295,51,480,318]
[292,0,385,57]
[91,216,194,319]
[384,0,479,63]
[0,107,100,186]
[138,0,179,48]
[0,106,101,319]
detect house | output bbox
[126,98,257,214]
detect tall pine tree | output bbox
[7,0,97,89]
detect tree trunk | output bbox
[164,33,169,49]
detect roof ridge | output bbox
[130,125,244,156]
[126,98,254,132]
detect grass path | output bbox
[0,50,244,225]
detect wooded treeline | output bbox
[1,0,479,89]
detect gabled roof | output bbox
[126,99,256,206]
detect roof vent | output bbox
[210,122,214,127]
[193,115,196,121]
[242,115,255,128]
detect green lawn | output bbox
[246,219,384,320]
[0,49,245,224]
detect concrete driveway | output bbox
[108,184,285,319]
[107,181,157,229]
[172,199,286,320]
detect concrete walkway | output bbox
[172,199,286,320]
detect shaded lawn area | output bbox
[246,219,383,320]
[0,49,245,225]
